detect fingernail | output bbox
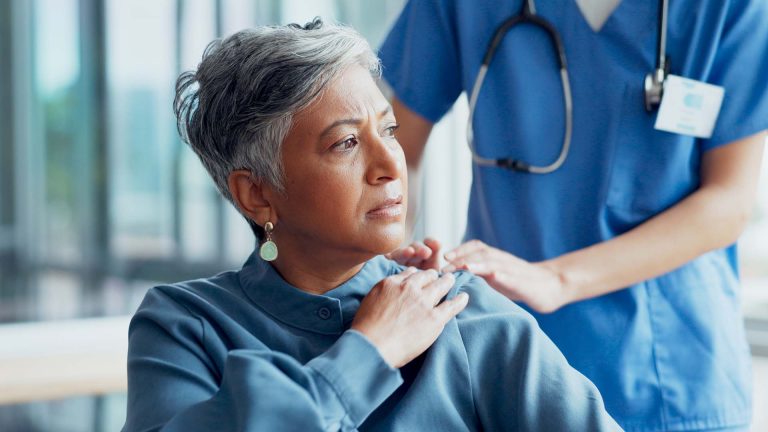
[445,252,455,260]
[442,265,455,273]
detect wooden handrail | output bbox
[0,315,130,404]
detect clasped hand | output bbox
[351,267,469,368]
[387,238,569,313]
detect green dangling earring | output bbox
[259,221,278,262]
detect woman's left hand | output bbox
[442,240,570,313]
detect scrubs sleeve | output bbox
[703,0,768,150]
[123,288,402,432]
[379,0,463,123]
[454,274,622,431]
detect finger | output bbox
[411,241,432,260]
[423,237,441,252]
[442,257,504,276]
[387,266,419,284]
[434,292,470,322]
[441,256,480,273]
[446,258,508,281]
[444,239,487,261]
[423,272,455,305]
[442,261,480,273]
[401,268,439,289]
[386,246,416,263]
[451,248,527,269]
[441,263,460,273]
[459,261,494,276]
[405,257,428,268]
[405,248,432,264]
[445,246,514,271]
[422,237,442,269]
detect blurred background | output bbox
[0,0,766,430]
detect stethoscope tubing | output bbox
[466,0,573,173]
[469,0,667,173]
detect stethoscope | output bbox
[467,0,670,174]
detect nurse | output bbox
[380,0,768,430]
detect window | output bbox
[0,1,406,428]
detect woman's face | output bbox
[267,65,407,261]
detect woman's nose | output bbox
[365,134,403,185]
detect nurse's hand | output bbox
[384,237,442,270]
[442,240,568,313]
[352,267,469,368]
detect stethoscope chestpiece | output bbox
[645,0,670,113]
[644,66,667,112]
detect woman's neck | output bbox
[268,244,371,295]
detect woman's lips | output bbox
[367,196,404,219]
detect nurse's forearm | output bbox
[548,189,747,300]
[547,131,766,303]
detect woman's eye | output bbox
[332,136,358,151]
[383,124,400,138]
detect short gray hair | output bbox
[174,18,381,237]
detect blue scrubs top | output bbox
[123,254,621,431]
[379,0,768,430]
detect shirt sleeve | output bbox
[122,288,402,432]
[454,274,622,431]
[378,0,463,123]
[703,0,768,150]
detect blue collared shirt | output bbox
[123,254,620,431]
[379,1,767,430]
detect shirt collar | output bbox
[238,252,399,335]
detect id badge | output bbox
[654,75,725,139]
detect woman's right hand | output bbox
[351,267,469,368]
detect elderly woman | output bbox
[123,19,620,432]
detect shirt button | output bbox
[317,307,331,320]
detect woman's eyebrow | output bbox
[378,105,392,118]
[318,106,393,139]
[319,118,362,139]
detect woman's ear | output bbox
[227,170,278,227]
